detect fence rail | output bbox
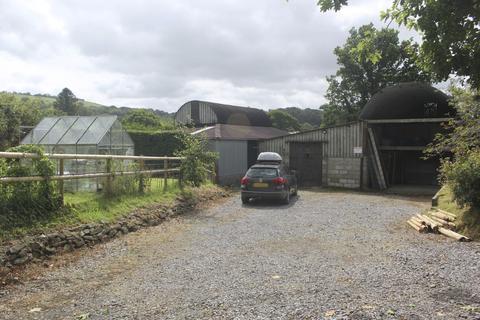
[0,152,186,197]
[0,152,184,161]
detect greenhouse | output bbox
[21,115,135,191]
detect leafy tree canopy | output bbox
[322,24,432,126]
[426,85,480,158]
[268,109,302,131]
[317,0,480,88]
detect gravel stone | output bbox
[1,190,480,319]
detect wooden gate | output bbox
[289,142,323,186]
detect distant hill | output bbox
[11,92,173,119]
[271,107,323,128]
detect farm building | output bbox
[259,82,453,190]
[21,115,134,191]
[259,122,367,188]
[175,100,287,185]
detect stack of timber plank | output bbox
[406,209,471,242]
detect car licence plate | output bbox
[253,182,268,188]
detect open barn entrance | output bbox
[381,150,440,186]
[289,142,322,187]
[367,122,445,188]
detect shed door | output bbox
[289,142,323,186]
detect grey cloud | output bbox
[0,0,397,111]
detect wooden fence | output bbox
[0,152,185,199]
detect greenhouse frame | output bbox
[21,115,135,191]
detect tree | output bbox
[54,88,80,115]
[0,105,20,151]
[322,24,431,126]
[316,0,480,88]
[279,107,323,127]
[176,135,218,187]
[426,85,480,159]
[0,92,42,150]
[300,122,314,131]
[121,109,174,131]
[268,109,301,131]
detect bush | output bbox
[0,145,62,226]
[176,135,218,187]
[128,130,189,156]
[440,150,480,209]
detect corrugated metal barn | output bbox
[175,100,287,185]
[360,82,453,189]
[259,121,368,188]
[259,82,453,190]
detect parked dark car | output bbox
[240,153,298,204]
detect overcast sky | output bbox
[0,0,417,112]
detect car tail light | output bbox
[273,177,287,185]
[240,177,249,185]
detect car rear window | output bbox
[246,167,278,178]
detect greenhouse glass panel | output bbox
[77,116,116,145]
[22,117,60,144]
[57,116,97,145]
[39,117,78,145]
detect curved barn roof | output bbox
[360,82,453,120]
[176,100,272,127]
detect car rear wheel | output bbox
[241,195,249,204]
[292,185,298,196]
[282,189,290,204]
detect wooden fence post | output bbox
[105,158,113,196]
[163,159,168,191]
[58,159,64,203]
[139,158,145,193]
[179,163,183,189]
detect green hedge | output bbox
[127,130,189,156]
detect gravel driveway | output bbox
[1,190,480,319]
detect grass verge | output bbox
[0,178,200,243]
[436,186,480,240]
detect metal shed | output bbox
[192,124,287,185]
[259,121,367,188]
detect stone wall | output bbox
[0,187,229,275]
[324,157,363,189]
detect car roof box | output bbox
[257,152,282,164]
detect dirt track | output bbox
[1,190,480,319]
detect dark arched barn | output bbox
[360,82,454,188]
[175,100,273,127]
